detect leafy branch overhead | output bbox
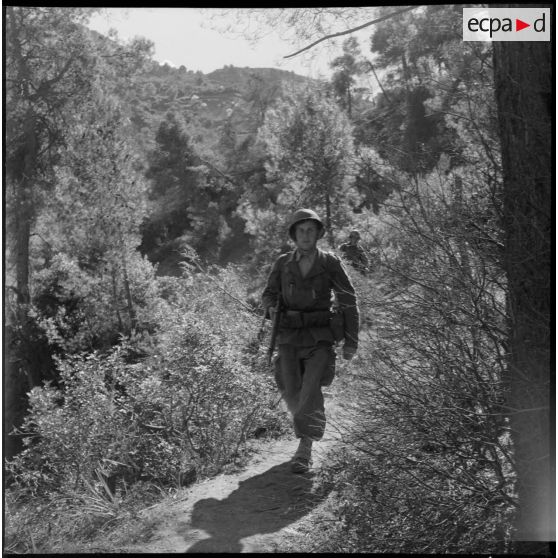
[283,6,418,58]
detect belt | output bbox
[280,309,332,329]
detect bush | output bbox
[30,251,161,354]
[301,170,516,553]
[5,263,287,551]
[314,438,514,554]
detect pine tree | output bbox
[256,88,359,249]
[330,37,363,118]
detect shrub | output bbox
[30,251,161,354]
[302,171,515,553]
[5,263,287,551]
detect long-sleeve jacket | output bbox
[262,248,359,348]
[339,242,369,272]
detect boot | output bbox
[291,437,313,473]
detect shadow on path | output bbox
[185,460,326,552]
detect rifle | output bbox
[267,298,282,366]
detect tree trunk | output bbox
[15,197,31,306]
[14,79,39,309]
[111,268,124,332]
[401,52,420,176]
[492,32,553,543]
[324,189,334,248]
[121,252,138,332]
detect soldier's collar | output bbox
[286,247,324,264]
[294,248,318,262]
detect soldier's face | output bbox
[294,220,320,252]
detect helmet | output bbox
[288,208,325,241]
[349,230,361,240]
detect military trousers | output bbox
[274,341,336,441]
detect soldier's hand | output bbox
[343,345,357,361]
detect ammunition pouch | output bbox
[329,309,345,342]
[280,309,331,329]
[279,309,345,342]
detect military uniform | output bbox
[262,246,359,441]
[339,242,369,273]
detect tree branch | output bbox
[193,260,260,316]
[362,59,401,111]
[196,156,241,189]
[283,6,418,59]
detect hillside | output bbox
[122,60,318,157]
[87,26,319,159]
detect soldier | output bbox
[339,230,369,274]
[262,209,359,473]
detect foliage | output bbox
[358,5,495,176]
[5,6,541,553]
[40,98,148,259]
[140,112,202,265]
[285,6,515,550]
[4,6,154,460]
[330,37,364,117]
[30,250,157,354]
[5,7,100,309]
[5,7,152,297]
[209,8,378,51]
[5,7,99,181]
[116,60,310,164]
[351,146,398,215]
[297,165,513,553]
[313,442,513,554]
[245,86,360,260]
[5,264,288,552]
[20,96,155,356]
[141,111,250,266]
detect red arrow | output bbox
[516,18,530,31]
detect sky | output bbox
[87,8,378,79]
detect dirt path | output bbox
[124,381,354,553]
